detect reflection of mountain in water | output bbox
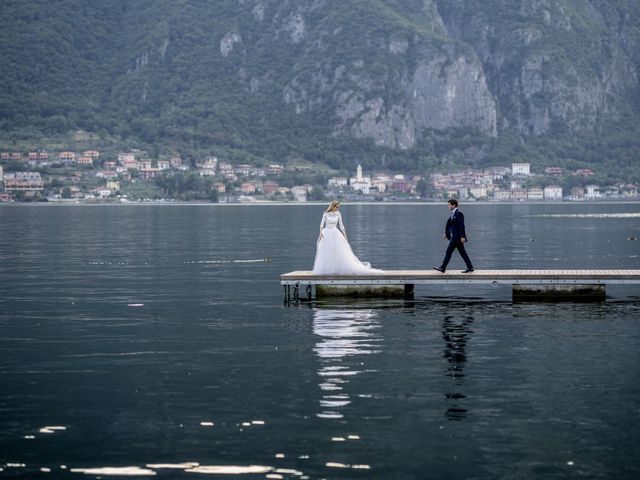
[313,309,381,419]
[442,315,473,421]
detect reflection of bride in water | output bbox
[313,308,381,419]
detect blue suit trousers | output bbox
[441,239,473,271]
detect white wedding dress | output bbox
[312,211,383,275]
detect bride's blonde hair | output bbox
[326,200,340,212]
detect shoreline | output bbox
[1,199,639,207]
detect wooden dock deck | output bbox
[280,270,640,301]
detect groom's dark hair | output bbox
[448,199,458,207]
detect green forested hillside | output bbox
[1,0,639,179]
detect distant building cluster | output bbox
[1,150,99,167]
[0,148,302,202]
[324,162,637,201]
[1,149,638,202]
[3,172,44,191]
[425,163,636,201]
[328,165,417,196]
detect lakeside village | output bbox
[0,149,638,203]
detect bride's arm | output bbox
[338,212,347,239]
[319,212,326,240]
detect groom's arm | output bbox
[459,212,467,241]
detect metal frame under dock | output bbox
[280,270,640,302]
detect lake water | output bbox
[1,202,639,479]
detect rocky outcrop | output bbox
[327,51,497,149]
[282,3,497,149]
[278,0,637,145]
[435,0,639,136]
[409,53,497,137]
[220,32,242,57]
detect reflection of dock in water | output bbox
[313,309,381,420]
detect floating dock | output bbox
[280,270,640,302]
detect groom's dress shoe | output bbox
[461,268,474,273]
[433,266,445,273]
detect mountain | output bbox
[1,0,639,177]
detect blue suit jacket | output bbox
[445,209,467,241]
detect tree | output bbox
[45,115,68,134]
[308,185,327,201]
[47,178,64,189]
[416,179,428,198]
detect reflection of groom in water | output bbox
[442,315,473,421]
[434,199,474,273]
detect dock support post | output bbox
[284,284,291,303]
[513,284,605,302]
[404,284,415,300]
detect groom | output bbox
[433,199,474,273]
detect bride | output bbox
[312,201,383,275]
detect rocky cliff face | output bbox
[435,0,639,136]
[256,0,638,148]
[280,0,498,149]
